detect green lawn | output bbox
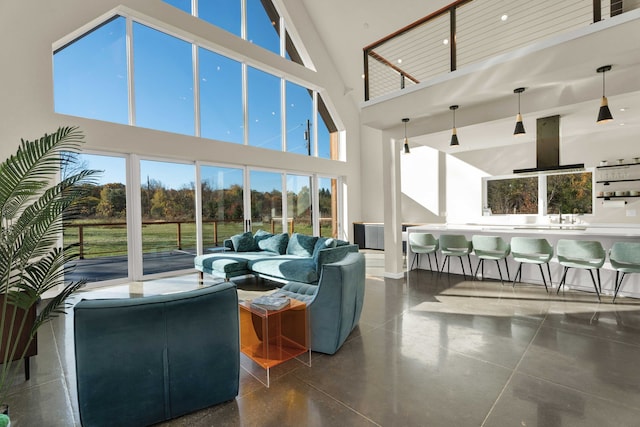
[64,220,337,259]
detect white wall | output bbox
[400,145,443,224]
[450,129,640,225]
[359,125,384,222]
[0,0,362,236]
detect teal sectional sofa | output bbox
[195,230,359,284]
[273,252,366,354]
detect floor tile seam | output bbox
[538,322,640,349]
[294,375,383,427]
[512,370,640,414]
[480,310,549,427]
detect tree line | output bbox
[73,181,334,222]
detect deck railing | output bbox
[363,0,627,101]
[65,218,337,259]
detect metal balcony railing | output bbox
[363,0,628,101]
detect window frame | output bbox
[483,168,595,217]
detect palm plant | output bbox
[0,126,99,404]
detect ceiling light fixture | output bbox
[449,105,459,146]
[501,14,508,21]
[513,87,526,135]
[402,118,410,154]
[597,65,613,123]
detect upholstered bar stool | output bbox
[438,234,473,279]
[408,233,439,271]
[555,239,606,301]
[472,235,511,284]
[609,242,640,303]
[511,237,553,292]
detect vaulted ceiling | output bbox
[300,0,640,153]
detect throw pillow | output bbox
[312,237,338,264]
[258,233,289,254]
[230,231,257,252]
[253,229,273,246]
[286,233,319,257]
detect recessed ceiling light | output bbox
[361,74,365,79]
[397,59,403,64]
[501,14,508,21]
[443,39,449,45]
[620,107,628,112]
[619,122,626,126]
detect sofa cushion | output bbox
[286,233,318,257]
[258,233,289,254]
[195,252,270,274]
[249,256,318,283]
[230,232,257,252]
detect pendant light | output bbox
[596,65,613,123]
[449,105,459,146]
[402,118,410,154]
[513,87,526,135]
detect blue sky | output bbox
[54,1,331,191]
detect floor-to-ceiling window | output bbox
[318,176,339,238]
[201,165,246,249]
[63,153,129,283]
[287,174,313,234]
[140,160,196,275]
[250,170,283,233]
[53,5,346,283]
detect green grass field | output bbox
[64,220,333,259]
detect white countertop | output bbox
[408,223,640,237]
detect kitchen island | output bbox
[407,223,640,300]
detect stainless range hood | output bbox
[513,115,584,174]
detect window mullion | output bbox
[281,78,286,152]
[126,16,136,126]
[193,44,200,137]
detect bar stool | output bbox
[438,235,473,279]
[609,242,640,303]
[472,235,511,284]
[511,237,553,292]
[556,239,606,301]
[408,233,439,271]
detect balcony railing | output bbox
[64,218,337,259]
[363,0,627,101]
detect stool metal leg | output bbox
[588,269,601,301]
[495,260,504,284]
[538,264,549,292]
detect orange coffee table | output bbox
[238,298,311,387]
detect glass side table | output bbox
[238,298,311,387]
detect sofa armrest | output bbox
[280,281,318,297]
[224,239,234,251]
[315,244,359,272]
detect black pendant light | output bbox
[597,65,613,123]
[513,87,526,135]
[402,118,410,154]
[449,105,459,146]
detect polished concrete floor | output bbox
[6,252,640,426]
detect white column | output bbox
[382,131,404,279]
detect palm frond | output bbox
[0,126,84,221]
[0,126,97,400]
